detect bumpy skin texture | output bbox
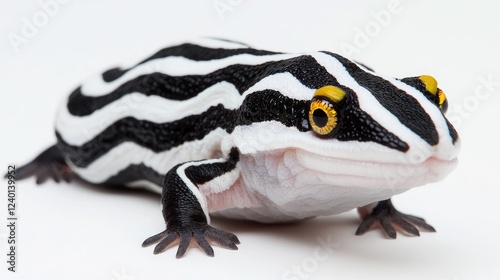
[11,38,461,257]
[56,105,237,167]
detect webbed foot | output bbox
[356,199,436,238]
[142,223,240,258]
[144,148,241,258]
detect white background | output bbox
[1,1,500,279]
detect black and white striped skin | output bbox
[14,38,460,257]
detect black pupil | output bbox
[312,109,328,127]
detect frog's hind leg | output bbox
[355,199,436,238]
[8,145,74,184]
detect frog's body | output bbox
[15,38,460,257]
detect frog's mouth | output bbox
[294,148,458,189]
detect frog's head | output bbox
[306,75,457,162]
[233,52,460,193]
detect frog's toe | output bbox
[143,225,239,258]
[142,230,179,255]
[194,232,214,257]
[11,145,75,184]
[400,214,436,232]
[205,226,240,249]
[356,199,435,238]
[142,230,168,248]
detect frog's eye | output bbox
[309,86,346,137]
[419,75,448,113]
[435,89,448,113]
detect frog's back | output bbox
[53,38,306,190]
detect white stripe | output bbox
[56,82,241,146]
[81,53,300,97]
[311,52,434,161]
[57,73,313,146]
[243,72,315,100]
[388,78,461,160]
[176,158,228,224]
[69,128,228,183]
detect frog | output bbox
[11,38,460,258]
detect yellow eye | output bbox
[419,75,438,95]
[419,75,448,113]
[309,99,338,135]
[309,86,346,136]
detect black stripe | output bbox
[335,89,409,152]
[68,55,338,117]
[58,90,310,168]
[102,43,279,82]
[185,147,239,184]
[324,52,439,146]
[104,164,163,187]
[445,119,459,144]
[237,90,310,132]
[57,104,237,168]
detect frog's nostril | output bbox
[407,148,430,164]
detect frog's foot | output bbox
[7,145,74,184]
[355,199,436,238]
[142,223,240,258]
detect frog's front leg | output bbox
[355,199,436,238]
[142,148,240,258]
